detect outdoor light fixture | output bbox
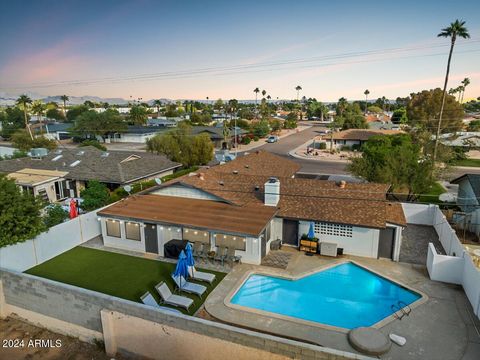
[168,227,171,231]
[177,229,181,232]
[233,237,237,240]
[204,233,208,237]
[97,217,101,221]
[194,231,198,235]
[159,226,164,230]
[223,235,227,239]
[185,229,189,233]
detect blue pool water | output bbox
[231,262,421,329]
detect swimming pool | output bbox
[230,262,421,329]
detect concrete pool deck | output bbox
[204,248,480,360]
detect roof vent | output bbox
[244,165,249,169]
[255,185,260,191]
[54,149,63,155]
[77,150,85,156]
[336,180,347,189]
[197,173,205,181]
[219,181,224,186]
[233,170,238,175]
[101,152,110,157]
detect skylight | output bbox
[70,160,81,167]
[51,155,63,161]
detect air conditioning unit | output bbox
[320,242,338,257]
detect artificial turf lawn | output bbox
[25,246,226,315]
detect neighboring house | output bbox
[97,151,406,265]
[451,174,480,237]
[191,126,247,148]
[7,168,70,202]
[0,146,182,197]
[440,132,480,148]
[108,126,169,143]
[368,121,400,131]
[146,118,177,127]
[42,123,73,140]
[322,129,401,149]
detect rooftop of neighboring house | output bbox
[439,132,480,147]
[0,146,182,184]
[324,129,402,141]
[125,125,170,135]
[191,126,248,140]
[365,114,391,123]
[7,168,68,186]
[451,174,480,202]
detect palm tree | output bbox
[16,94,33,139]
[434,19,470,161]
[253,87,260,119]
[295,85,302,102]
[153,99,162,116]
[261,89,267,99]
[364,89,370,115]
[460,77,470,103]
[60,95,69,116]
[31,100,47,133]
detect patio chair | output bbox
[155,282,194,311]
[140,292,182,314]
[214,246,228,266]
[226,247,242,266]
[188,265,216,284]
[171,275,207,298]
[193,242,208,262]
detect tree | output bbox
[214,99,224,111]
[295,85,302,102]
[16,94,33,139]
[11,130,57,152]
[364,89,370,115]
[80,181,110,211]
[46,108,65,121]
[146,123,213,167]
[468,120,480,131]
[60,95,69,116]
[128,105,148,125]
[253,119,270,137]
[84,100,95,108]
[238,107,254,120]
[270,119,282,132]
[434,19,470,161]
[0,174,46,247]
[190,112,211,125]
[1,107,25,138]
[460,77,470,103]
[79,139,107,151]
[340,113,367,130]
[367,105,383,114]
[407,88,464,133]
[391,108,408,124]
[253,87,260,119]
[73,109,127,142]
[66,105,89,122]
[348,134,434,201]
[284,112,298,129]
[31,100,47,130]
[336,97,348,116]
[153,99,162,116]
[43,204,69,228]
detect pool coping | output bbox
[223,259,429,334]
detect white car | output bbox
[267,135,279,143]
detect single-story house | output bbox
[322,129,402,149]
[97,151,406,265]
[451,174,480,237]
[0,146,182,197]
[439,132,480,148]
[107,126,169,143]
[191,126,247,149]
[146,118,177,127]
[41,123,73,140]
[7,168,70,202]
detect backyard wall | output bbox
[0,269,367,360]
[0,210,102,272]
[403,203,480,318]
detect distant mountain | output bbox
[0,92,133,106]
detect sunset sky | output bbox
[0,0,479,101]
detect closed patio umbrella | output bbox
[308,222,315,239]
[185,243,195,267]
[69,198,78,219]
[173,250,189,288]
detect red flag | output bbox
[69,199,78,219]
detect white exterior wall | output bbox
[31,179,58,203]
[298,220,380,258]
[101,219,146,252]
[266,218,283,255]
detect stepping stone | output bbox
[348,327,391,356]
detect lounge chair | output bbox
[171,275,207,298]
[140,292,182,314]
[188,266,216,284]
[155,282,194,311]
[214,246,228,266]
[226,247,242,266]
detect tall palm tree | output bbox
[31,100,47,133]
[153,99,162,116]
[253,87,260,119]
[364,89,370,115]
[261,89,267,99]
[16,94,33,139]
[434,19,470,161]
[60,95,69,116]
[295,85,302,102]
[460,77,470,103]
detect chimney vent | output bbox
[264,177,280,206]
[337,180,346,189]
[197,173,205,181]
[233,170,238,174]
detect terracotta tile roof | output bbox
[325,129,402,141]
[209,150,301,178]
[98,194,276,237]
[385,202,407,226]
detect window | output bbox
[214,233,246,251]
[106,219,121,238]
[125,221,141,241]
[183,228,210,244]
[315,222,353,238]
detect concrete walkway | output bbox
[205,248,480,360]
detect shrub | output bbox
[80,139,107,151]
[253,136,259,142]
[43,204,69,228]
[318,142,327,150]
[242,137,251,145]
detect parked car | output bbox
[267,135,279,143]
